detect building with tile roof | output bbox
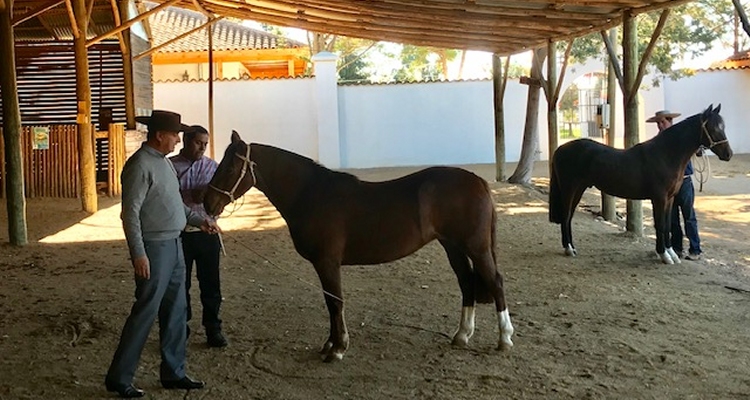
[705,50,750,71]
[146,2,309,81]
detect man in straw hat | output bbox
[105,110,220,398]
[646,109,703,261]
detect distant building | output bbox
[146,3,309,81]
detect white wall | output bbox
[664,69,750,154]
[155,78,318,160]
[154,56,750,169]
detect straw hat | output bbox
[646,110,681,123]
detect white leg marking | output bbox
[497,309,514,351]
[666,247,681,264]
[564,244,577,257]
[451,306,475,347]
[658,251,675,264]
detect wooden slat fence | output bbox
[0,124,127,198]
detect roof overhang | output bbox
[158,0,694,55]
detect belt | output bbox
[184,226,202,233]
[683,175,692,180]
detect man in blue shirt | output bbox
[647,110,702,261]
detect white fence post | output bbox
[312,51,341,168]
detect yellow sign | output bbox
[32,127,49,150]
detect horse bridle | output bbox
[701,119,728,149]
[208,143,256,203]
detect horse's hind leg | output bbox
[561,186,586,256]
[440,240,476,348]
[470,250,514,351]
[312,260,349,362]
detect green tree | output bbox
[391,45,458,81]
[566,1,736,80]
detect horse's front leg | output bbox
[313,259,348,362]
[652,198,679,264]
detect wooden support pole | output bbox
[73,0,97,213]
[133,16,224,61]
[623,10,641,236]
[601,28,618,222]
[12,0,63,26]
[117,0,135,129]
[86,0,180,47]
[208,22,215,158]
[492,53,509,182]
[547,39,558,158]
[0,0,29,245]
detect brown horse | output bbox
[204,131,514,362]
[549,104,733,263]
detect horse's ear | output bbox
[231,130,241,144]
[715,104,722,114]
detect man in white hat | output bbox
[646,110,702,261]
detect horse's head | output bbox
[701,104,733,161]
[204,131,257,216]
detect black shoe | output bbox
[105,380,145,398]
[207,331,228,348]
[161,376,205,390]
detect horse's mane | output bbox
[252,143,362,183]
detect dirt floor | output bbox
[1,154,750,400]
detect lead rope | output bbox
[693,152,711,193]
[219,206,344,303]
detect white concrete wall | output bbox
[153,56,750,169]
[154,78,318,160]
[663,69,750,154]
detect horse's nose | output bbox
[720,146,733,161]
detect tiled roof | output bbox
[147,2,305,53]
[704,50,750,71]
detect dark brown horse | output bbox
[549,104,732,264]
[204,131,514,362]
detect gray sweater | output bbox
[121,143,204,259]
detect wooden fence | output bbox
[0,124,126,198]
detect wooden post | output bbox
[547,40,558,156]
[623,10,642,236]
[492,53,508,182]
[601,28,618,222]
[208,22,215,158]
[73,0,97,212]
[0,0,29,245]
[118,0,135,129]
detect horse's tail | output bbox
[548,155,564,224]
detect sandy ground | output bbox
[1,154,750,400]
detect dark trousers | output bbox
[181,231,223,334]
[106,238,187,385]
[670,177,701,255]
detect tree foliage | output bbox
[565,0,743,80]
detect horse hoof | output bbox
[658,252,675,265]
[564,245,577,257]
[451,336,469,348]
[319,341,333,354]
[496,339,513,351]
[321,351,344,363]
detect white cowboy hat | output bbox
[646,110,681,123]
